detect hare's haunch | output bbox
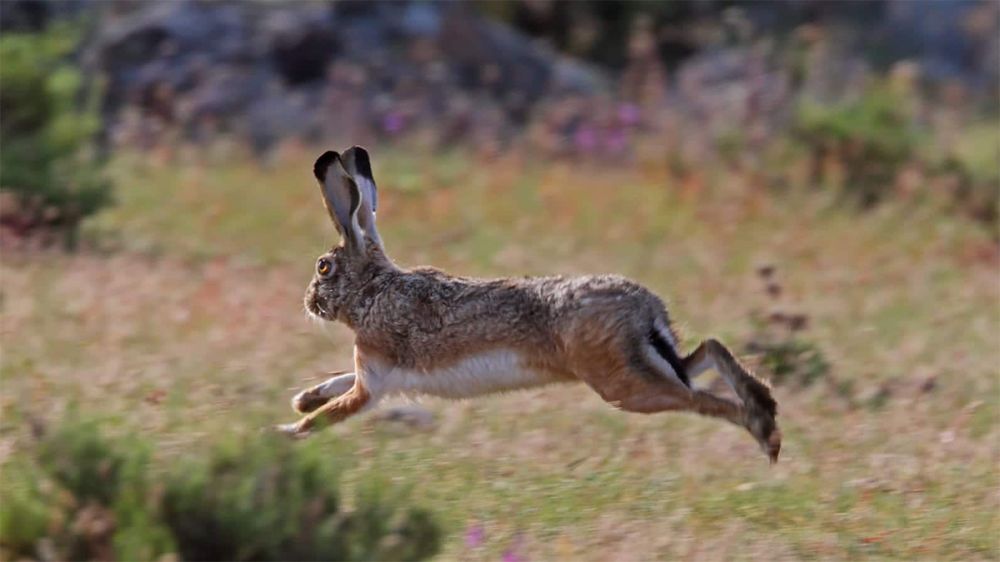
[278,148,780,463]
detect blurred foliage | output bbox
[932,124,1000,227]
[481,1,884,70]
[0,418,168,561]
[0,418,441,561]
[0,462,56,560]
[795,85,917,207]
[744,267,831,389]
[794,83,998,225]
[750,328,832,388]
[0,23,111,245]
[162,438,440,562]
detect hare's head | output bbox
[305,147,387,322]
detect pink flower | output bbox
[382,112,405,134]
[573,125,598,152]
[464,524,485,548]
[501,549,525,562]
[501,532,526,562]
[618,103,641,126]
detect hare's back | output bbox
[359,269,561,367]
[539,273,678,352]
[542,274,668,321]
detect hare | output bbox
[278,147,781,462]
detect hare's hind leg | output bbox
[291,371,356,414]
[616,383,744,427]
[570,343,742,429]
[684,339,780,462]
[613,379,778,462]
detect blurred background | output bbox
[1,1,997,560]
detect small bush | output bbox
[750,336,831,388]
[0,418,164,561]
[34,420,142,506]
[0,461,57,560]
[162,438,440,561]
[0,23,112,245]
[795,85,917,206]
[931,124,1000,229]
[0,419,441,561]
[744,266,831,388]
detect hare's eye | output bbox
[317,258,332,276]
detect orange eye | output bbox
[317,258,331,276]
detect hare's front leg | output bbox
[291,371,356,414]
[277,377,373,437]
[278,347,381,437]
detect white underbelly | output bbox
[367,349,562,399]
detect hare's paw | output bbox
[274,422,312,439]
[765,427,782,464]
[744,403,781,463]
[291,372,356,414]
[291,389,330,415]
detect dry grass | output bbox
[2,147,998,560]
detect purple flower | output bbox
[501,533,526,562]
[618,103,641,127]
[501,549,525,562]
[604,129,628,153]
[464,524,485,548]
[573,125,598,152]
[382,112,405,134]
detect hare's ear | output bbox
[340,146,383,250]
[313,151,364,253]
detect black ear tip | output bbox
[349,146,372,177]
[313,151,340,182]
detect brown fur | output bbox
[309,245,676,374]
[291,357,371,434]
[284,148,782,462]
[301,242,780,460]
[292,370,351,414]
[683,340,781,462]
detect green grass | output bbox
[3,147,998,560]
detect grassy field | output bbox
[2,146,998,560]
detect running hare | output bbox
[279,147,781,462]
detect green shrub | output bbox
[0,420,441,561]
[749,334,831,388]
[744,266,831,388]
[0,418,168,561]
[162,437,440,561]
[795,86,917,206]
[0,460,58,560]
[932,124,1000,228]
[0,23,112,245]
[34,419,142,506]
[343,479,442,562]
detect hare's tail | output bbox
[634,317,691,389]
[647,322,690,388]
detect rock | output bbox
[83,0,607,152]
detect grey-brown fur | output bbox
[307,241,678,375]
[284,147,781,462]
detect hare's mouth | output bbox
[306,293,331,319]
[312,300,331,319]
[304,285,333,321]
